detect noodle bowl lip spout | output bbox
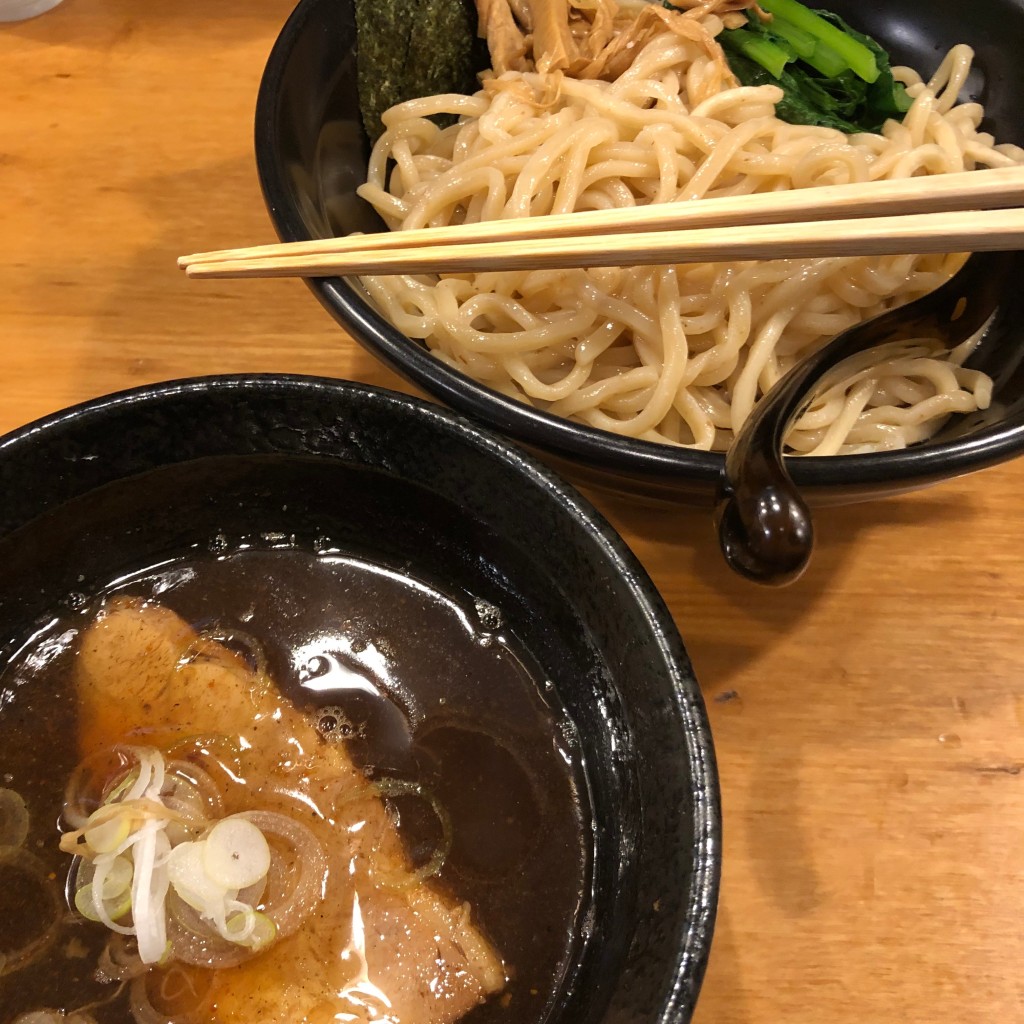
[253,0,1024,507]
[0,373,721,1024]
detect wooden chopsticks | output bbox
[179,166,1024,279]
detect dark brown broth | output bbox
[0,547,592,1024]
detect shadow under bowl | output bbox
[255,0,1024,506]
[0,374,720,1024]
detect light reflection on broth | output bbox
[0,548,591,1024]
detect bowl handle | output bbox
[715,251,1012,585]
[715,433,813,587]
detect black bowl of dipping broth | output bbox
[0,375,718,1024]
[254,0,1024,507]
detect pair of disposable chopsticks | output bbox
[179,166,1024,279]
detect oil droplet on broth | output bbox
[473,599,503,632]
[208,533,229,555]
[0,546,592,1024]
[314,704,362,742]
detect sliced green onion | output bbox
[100,854,134,899]
[84,813,131,855]
[167,841,230,913]
[224,907,276,951]
[131,819,171,965]
[119,750,155,804]
[74,882,102,922]
[87,852,136,933]
[0,789,29,849]
[63,743,293,969]
[243,911,276,951]
[203,818,271,891]
[75,881,132,924]
[105,769,140,805]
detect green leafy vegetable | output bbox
[722,28,792,79]
[718,1,912,134]
[355,0,482,142]
[764,17,816,59]
[757,0,879,83]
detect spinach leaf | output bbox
[817,11,912,129]
[724,51,867,133]
[719,3,911,134]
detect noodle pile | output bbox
[357,0,1024,454]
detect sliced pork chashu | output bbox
[74,596,505,1024]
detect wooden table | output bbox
[3,3,1023,1021]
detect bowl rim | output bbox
[254,0,1024,492]
[0,372,723,1020]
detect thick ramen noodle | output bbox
[356,0,1024,454]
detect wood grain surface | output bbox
[3,2,1024,1021]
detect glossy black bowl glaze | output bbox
[254,0,1024,505]
[0,375,719,1024]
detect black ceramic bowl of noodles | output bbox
[0,375,718,1024]
[253,0,1024,507]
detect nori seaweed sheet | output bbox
[355,0,484,142]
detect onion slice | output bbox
[166,913,254,970]
[129,975,194,1024]
[0,849,62,977]
[236,810,327,938]
[372,778,453,887]
[96,934,149,983]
